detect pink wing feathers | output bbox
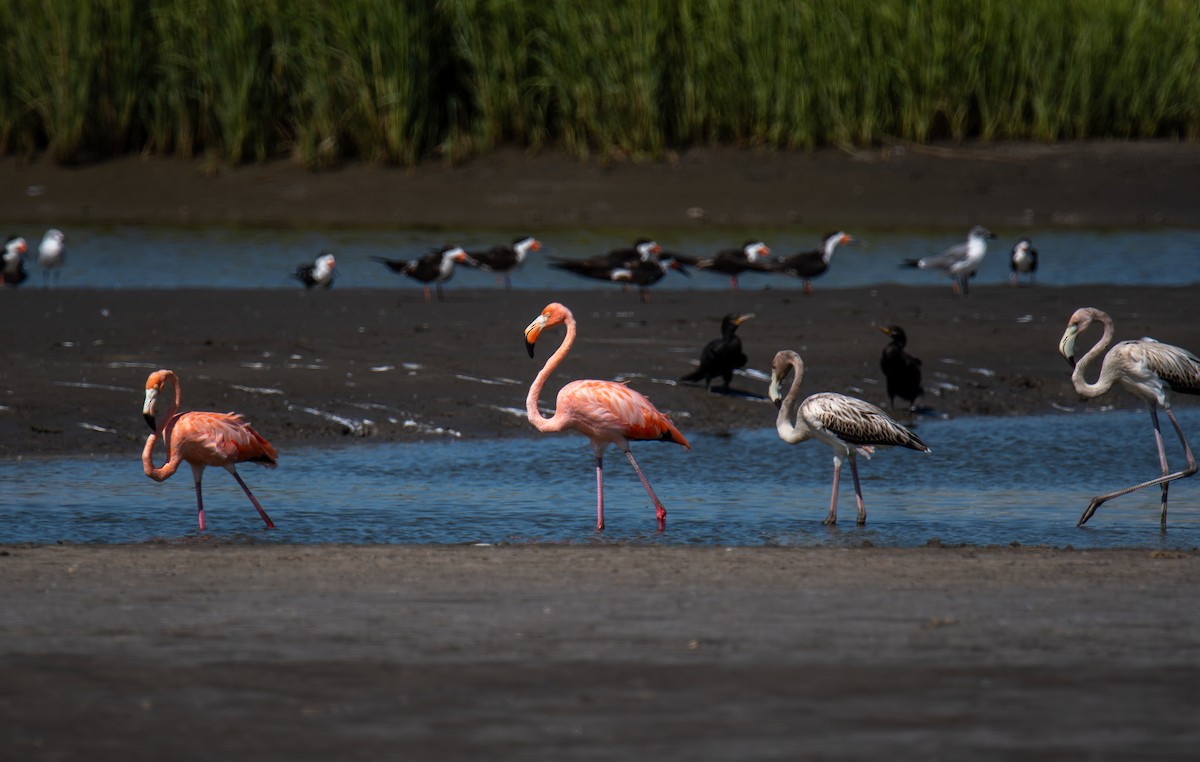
[166,412,278,467]
[558,380,690,448]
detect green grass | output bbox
[1,0,1197,166]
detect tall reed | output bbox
[0,0,1196,166]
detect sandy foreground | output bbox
[1,543,1198,760]
[3,143,1200,759]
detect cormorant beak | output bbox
[734,313,755,325]
[524,315,547,358]
[1058,325,1079,367]
[878,325,893,336]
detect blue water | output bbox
[2,410,1197,547]
[6,224,1198,290]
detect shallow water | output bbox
[11,224,1199,290]
[2,409,1197,548]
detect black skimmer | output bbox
[609,255,689,303]
[772,231,856,295]
[469,236,542,288]
[681,313,754,392]
[371,246,479,301]
[2,236,28,287]
[37,229,66,287]
[694,241,772,289]
[1009,238,1038,286]
[879,325,923,412]
[902,225,995,295]
[552,251,686,301]
[293,251,337,289]
[548,238,661,273]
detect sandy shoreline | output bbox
[2,543,1198,759]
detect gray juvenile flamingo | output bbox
[769,350,930,525]
[524,302,690,531]
[1058,307,1200,528]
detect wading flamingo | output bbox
[1058,307,1200,528]
[524,302,690,530]
[769,350,930,525]
[142,369,279,530]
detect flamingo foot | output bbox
[1078,496,1105,526]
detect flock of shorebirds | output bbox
[5,225,1039,298]
[284,225,1038,300]
[8,225,1192,533]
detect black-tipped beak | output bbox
[144,413,157,431]
[1066,355,1077,368]
[526,340,536,358]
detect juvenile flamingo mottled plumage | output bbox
[1058,307,1200,528]
[141,369,279,530]
[524,302,689,530]
[769,350,930,525]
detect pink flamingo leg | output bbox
[825,460,841,525]
[848,454,868,525]
[228,468,276,529]
[594,456,605,531]
[193,480,207,531]
[623,450,667,531]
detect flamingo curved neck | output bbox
[1072,314,1118,400]
[527,316,576,434]
[154,371,183,439]
[142,429,183,482]
[776,357,814,444]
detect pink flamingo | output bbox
[141,369,278,530]
[1058,307,1200,528]
[524,302,690,530]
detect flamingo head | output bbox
[142,369,174,431]
[1058,308,1097,368]
[768,350,801,409]
[525,302,571,357]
